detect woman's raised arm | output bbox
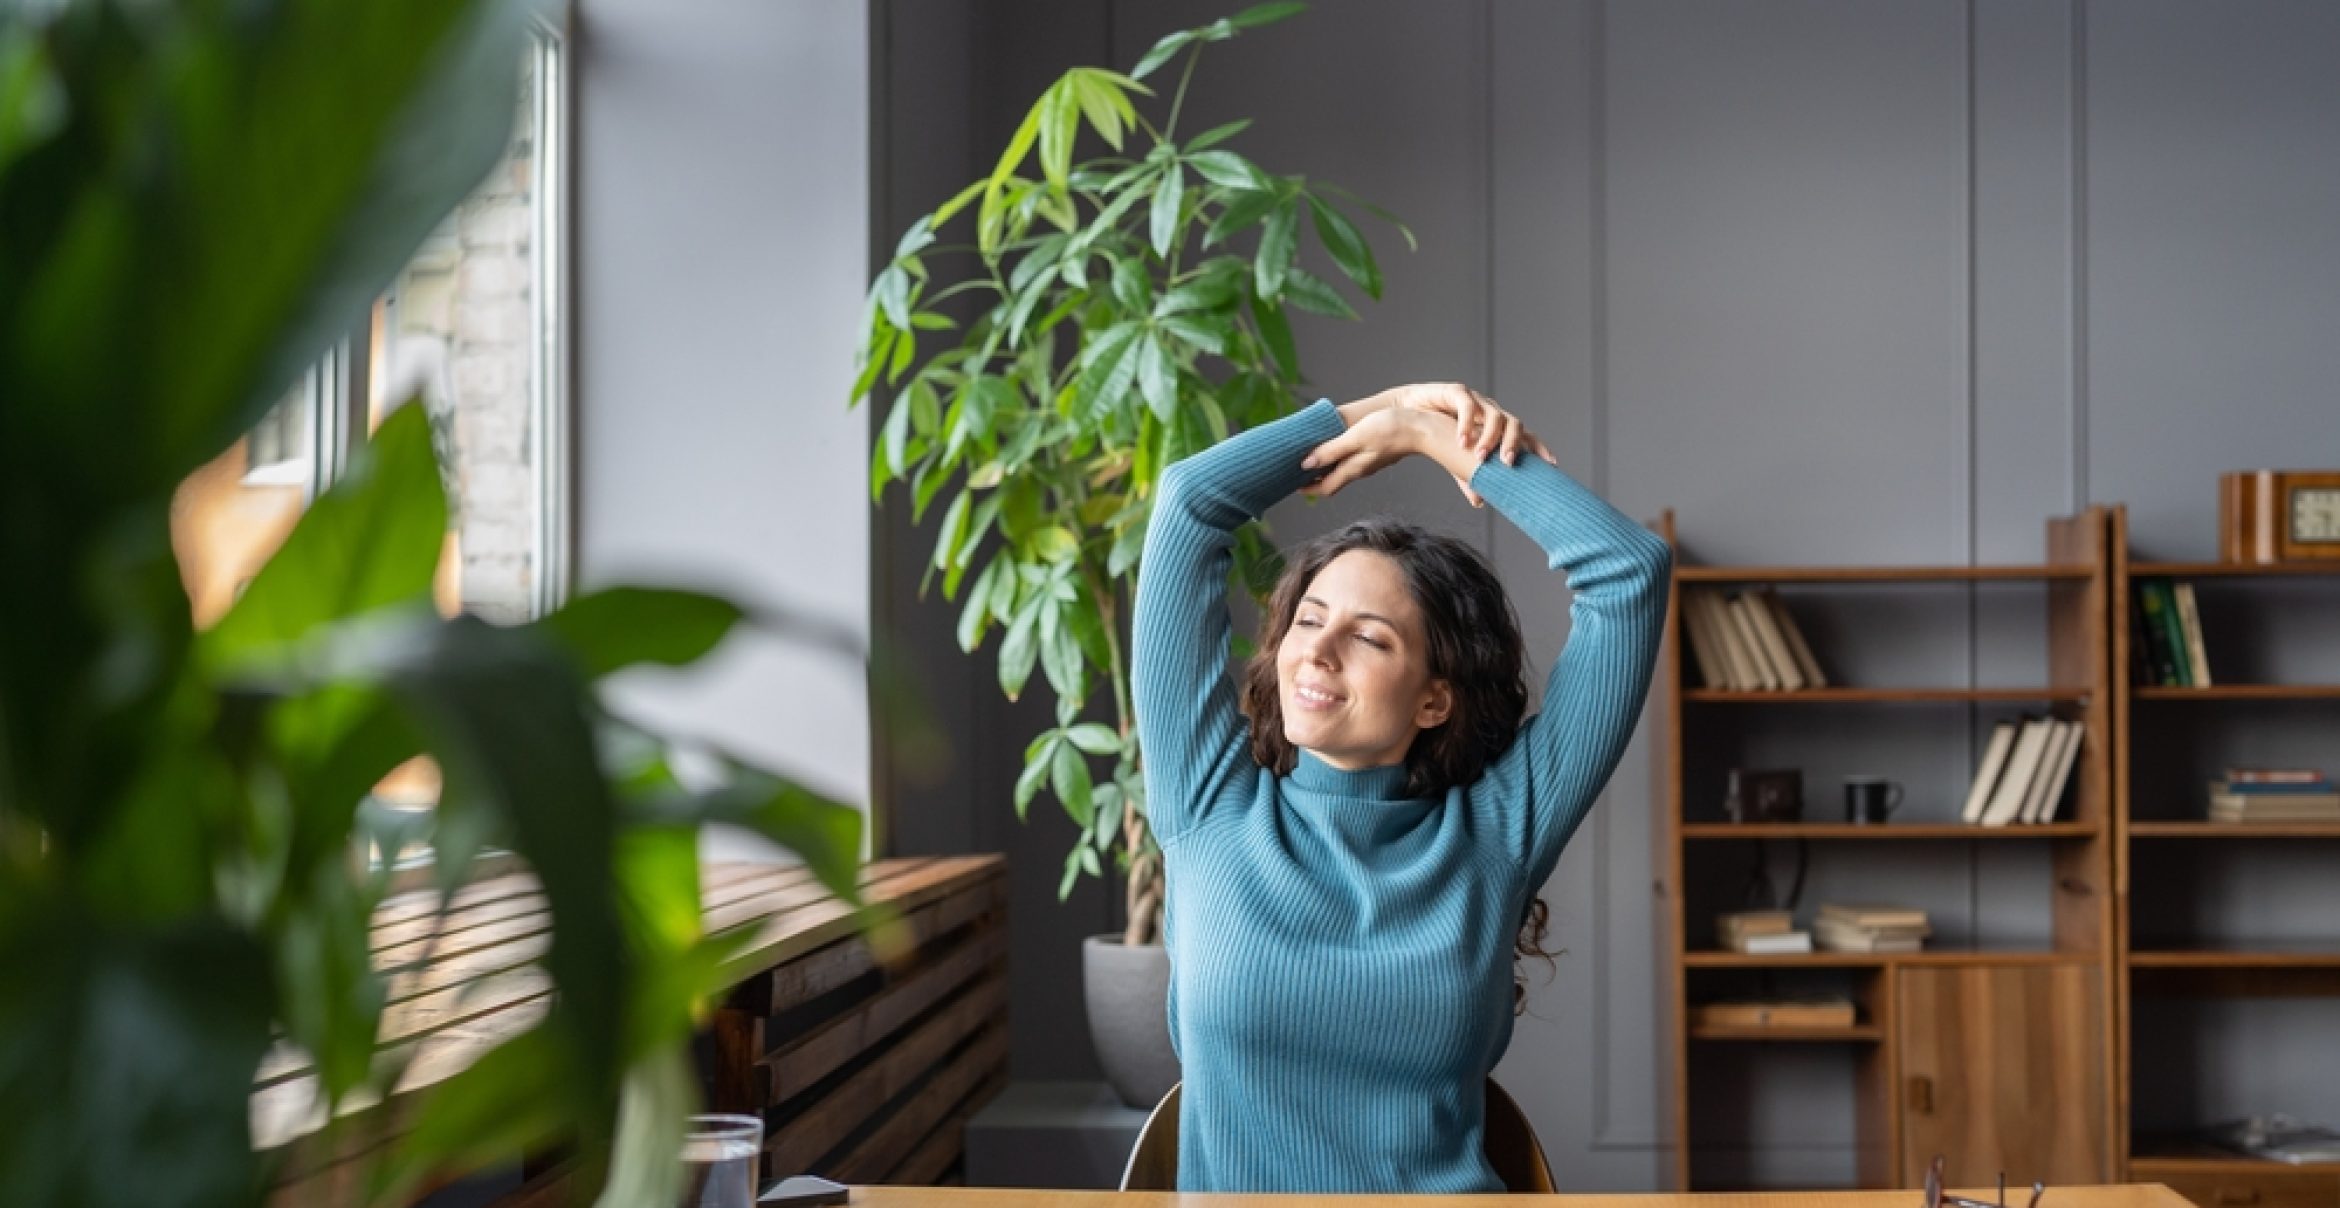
[1131,399,1349,846]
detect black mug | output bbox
[1844,777,1903,824]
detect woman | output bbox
[1132,382,1673,1192]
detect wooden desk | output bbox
[260,855,1008,1204]
[840,1186,2195,1208]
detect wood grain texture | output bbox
[1895,964,2107,1187]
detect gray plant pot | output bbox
[1081,934,1180,1111]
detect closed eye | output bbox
[1295,617,1384,649]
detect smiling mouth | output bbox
[1293,685,1343,707]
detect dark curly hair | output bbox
[1237,516,1559,1015]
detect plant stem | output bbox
[1164,43,1203,142]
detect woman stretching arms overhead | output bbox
[1132,382,1673,1192]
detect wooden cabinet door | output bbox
[1896,965,2107,1188]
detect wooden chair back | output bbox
[1118,1077,1556,1192]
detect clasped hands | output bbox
[1299,382,1559,507]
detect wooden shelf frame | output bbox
[2110,506,2340,1195]
[1654,508,2120,1194]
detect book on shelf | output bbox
[1758,586,1829,688]
[1715,909,1795,937]
[1681,587,1729,689]
[1814,904,1930,953]
[2135,580,2200,687]
[2173,582,2213,687]
[1689,997,1858,1029]
[2227,767,2329,785]
[1687,589,1762,691]
[1819,902,1930,930]
[2208,778,2340,821]
[1680,587,1829,693]
[1725,593,1783,690]
[1959,719,2021,824]
[1976,715,2056,826]
[1739,590,1808,692]
[2206,1114,2340,1165]
[2022,719,2084,824]
[1719,929,1813,955]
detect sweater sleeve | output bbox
[1464,454,1673,884]
[1132,398,1349,847]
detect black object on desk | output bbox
[759,1175,850,1206]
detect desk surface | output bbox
[842,1186,2193,1208]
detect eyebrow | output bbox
[1299,595,1401,631]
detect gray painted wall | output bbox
[575,0,872,853]
[876,0,2340,1191]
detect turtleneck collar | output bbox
[1287,747,1421,800]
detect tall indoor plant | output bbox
[849,4,1410,1103]
[0,3,871,1205]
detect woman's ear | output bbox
[1418,679,1455,729]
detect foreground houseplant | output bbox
[0,3,870,1205]
[848,2,1409,1106]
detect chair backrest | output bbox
[1118,1077,1556,1193]
[1118,1081,1183,1191]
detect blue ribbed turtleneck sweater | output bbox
[1131,398,1672,1193]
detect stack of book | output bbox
[2131,578,2212,687]
[1715,909,1811,954]
[1813,902,1930,953]
[1957,714,2085,826]
[1680,586,1828,692]
[2208,769,2339,823]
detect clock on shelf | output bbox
[2219,469,2340,563]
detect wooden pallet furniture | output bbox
[1654,508,2120,1192]
[2109,508,2340,1207]
[259,853,1007,1203]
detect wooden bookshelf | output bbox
[2110,506,2340,1206]
[1655,508,2119,1194]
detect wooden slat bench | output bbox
[260,854,1009,1204]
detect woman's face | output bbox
[1275,549,1452,771]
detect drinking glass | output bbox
[679,1113,763,1208]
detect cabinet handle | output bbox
[2213,1188,2260,1206]
[1906,1076,1933,1114]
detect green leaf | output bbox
[1232,1,1310,28]
[1030,525,1081,563]
[1203,188,1279,248]
[957,560,1000,652]
[1282,265,1358,320]
[1186,150,1264,191]
[1249,286,1300,379]
[1051,739,1094,827]
[534,588,745,679]
[930,178,987,229]
[1075,321,1146,420]
[1136,332,1177,421]
[1254,197,1298,299]
[998,604,1042,701]
[1130,29,1198,81]
[1067,75,1118,153]
[1160,313,1229,356]
[1149,163,1185,258]
[1066,722,1122,755]
[1185,118,1253,152]
[1014,740,1053,820]
[1040,610,1086,702]
[932,488,973,575]
[1038,78,1081,197]
[1110,254,1152,314]
[1058,848,1084,901]
[1308,194,1382,300]
[203,402,446,667]
[1108,517,1148,579]
[1078,844,1103,877]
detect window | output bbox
[175,18,571,852]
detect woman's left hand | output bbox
[1303,383,1558,505]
